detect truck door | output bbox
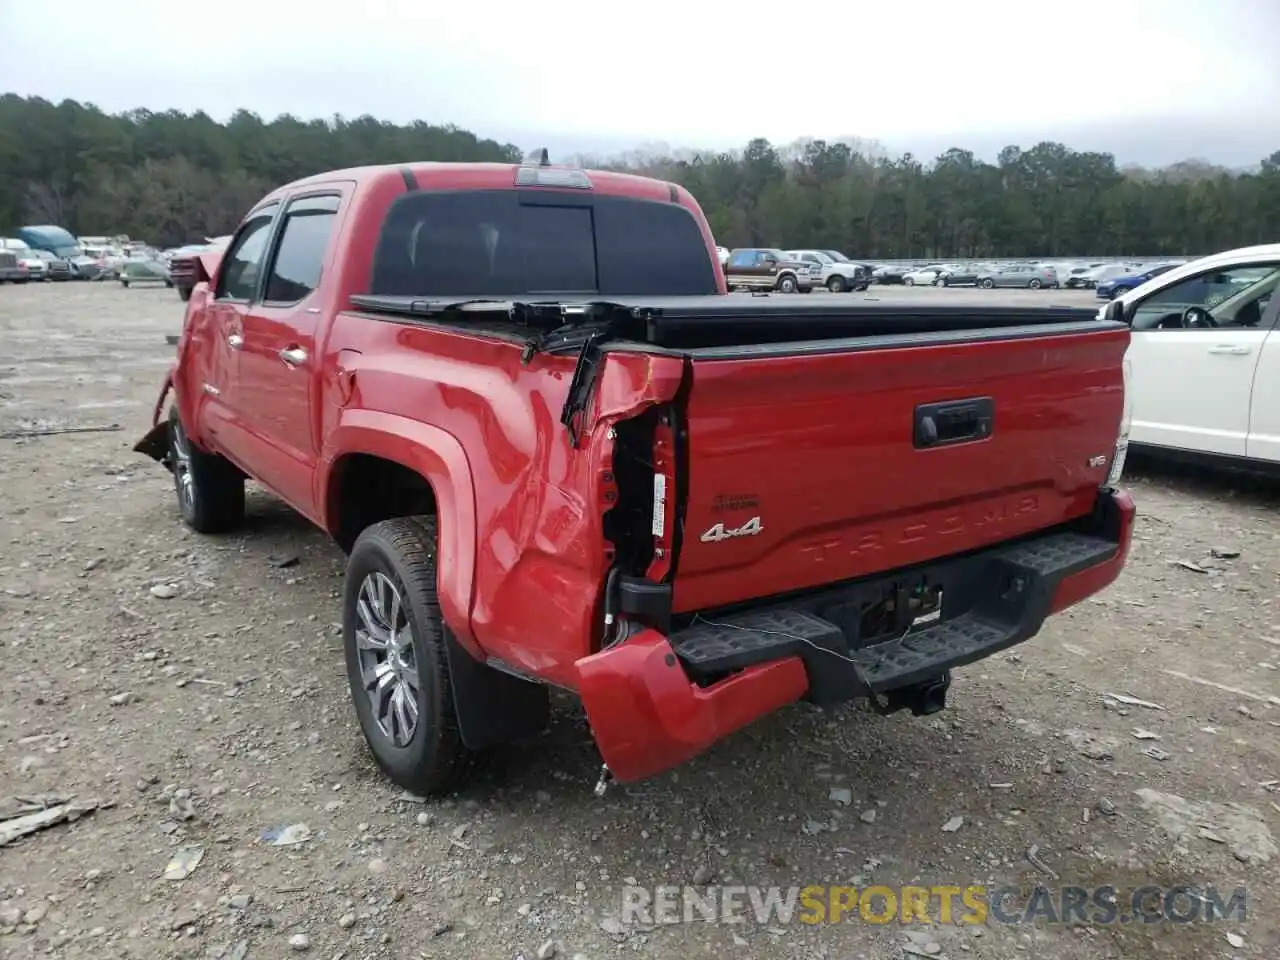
[1246,296,1280,464]
[199,202,279,456]
[1127,261,1280,458]
[234,190,347,516]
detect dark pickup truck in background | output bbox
[134,157,1136,794]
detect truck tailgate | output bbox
[671,325,1129,614]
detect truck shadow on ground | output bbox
[1125,452,1280,508]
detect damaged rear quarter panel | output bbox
[325,315,683,689]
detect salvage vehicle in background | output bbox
[977,264,1059,289]
[168,237,232,301]
[16,249,47,281]
[1094,262,1181,300]
[31,249,73,281]
[903,264,953,286]
[819,251,874,288]
[870,264,907,284]
[0,250,29,283]
[120,253,175,288]
[937,263,984,287]
[133,157,1135,796]
[1106,243,1280,470]
[724,247,813,292]
[786,249,871,292]
[14,224,81,260]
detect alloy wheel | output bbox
[354,572,421,747]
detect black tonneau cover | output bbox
[349,293,1118,351]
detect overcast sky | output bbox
[2,0,1278,168]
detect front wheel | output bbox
[344,517,474,795]
[981,278,995,289]
[1029,278,1043,289]
[827,275,847,293]
[177,286,191,302]
[168,406,245,533]
[904,277,915,286]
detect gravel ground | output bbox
[1,281,1278,960]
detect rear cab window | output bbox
[264,195,341,304]
[370,190,718,297]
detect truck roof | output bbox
[275,161,686,205]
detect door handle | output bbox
[1207,345,1251,355]
[279,346,308,367]
[227,333,243,349]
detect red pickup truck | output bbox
[134,157,1136,795]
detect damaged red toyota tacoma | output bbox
[134,157,1136,794]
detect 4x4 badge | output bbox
[700,516,764,543]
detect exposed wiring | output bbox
[688,612,910,709]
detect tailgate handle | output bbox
[914,397,994,449]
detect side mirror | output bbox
[1103,299,1128,326]
[763,256,777,265]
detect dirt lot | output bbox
[1,281,1278,960]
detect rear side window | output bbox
[370,190,717,297]
[264,196,340,303]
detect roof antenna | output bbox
[525,148,550,166]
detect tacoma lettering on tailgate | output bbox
[798,493,1042,564]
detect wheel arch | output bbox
[320,411,480,655]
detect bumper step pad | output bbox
[670,530,1119,704]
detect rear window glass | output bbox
[370,189,717,297]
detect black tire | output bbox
[1029,278,1042,289]
[827,275,847,293]
[165,278,174,288]
[167,406,245,533]
[178,286,191,302]
[904,277,915,286]
[344,517,474,794]
[776,274,798,294]
[981,278,995,289]
[120,278,130,288]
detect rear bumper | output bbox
[576,487,1135,783]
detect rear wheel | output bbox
[777,274,798,294]
[904,277,915,286]
[178,286,191,302]
[827,275,847,293]
[344,517,474,795]
[167,407,245,534]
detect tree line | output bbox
[1,94,1277,258]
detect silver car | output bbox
[976,264,1059,289]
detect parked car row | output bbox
[0,227,170,282]
[721,247,875,293]
[865,261,1064,289]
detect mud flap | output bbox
[444,633,550,751]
